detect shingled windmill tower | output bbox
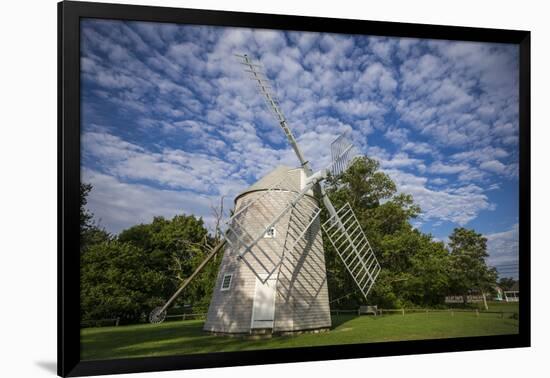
[149,54,381,336]
[203,166,331,334]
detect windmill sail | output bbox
[330,133,354,177]
[236,54,311,173]
[322,203,381,299]
[149,54,372,326]
[224,172,319,282]
[277,199,325,304]
[237,53,381,302]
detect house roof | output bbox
[235,165,315,202]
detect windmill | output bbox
[149,54,381,335]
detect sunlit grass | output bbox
[81,304,519,361]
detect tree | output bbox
[80,240,165,323]
[323,156,450,308]
[448,228,498,309]
[498,277,517,291]
[118,214,219,311]
[80,183,93,232]
[79,184,225,322]
[326,157,397,210]
[80,182,110,251]
[323,157,399,307]
[80,213,221,322]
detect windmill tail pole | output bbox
[158,239,226,314]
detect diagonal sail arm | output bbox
[225,173,321,258]
[235,53,380,301]
[236,54,312,175]
[322,202,381,300]
[236,55,360,224]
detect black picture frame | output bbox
[58,1,531,376]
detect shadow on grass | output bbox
[331,314,363,327]
[81,312,518,361]
[81,315,362,360]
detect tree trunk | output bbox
[481,291,488,310]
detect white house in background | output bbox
[504,281,519,302]
[494,286,504,301]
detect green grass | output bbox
[475,301,520,312]
[81,306,519,361]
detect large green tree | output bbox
[80,240,165,323]
[80,183,222,322]
[448,228,498,308]
[118,215,221,312]
[324,157,451,308]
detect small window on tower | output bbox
[221,274,233,291]
[264,227,276,238]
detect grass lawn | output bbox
[81,304,519,360]
[473,301,520,312]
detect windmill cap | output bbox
[234,165,315,203]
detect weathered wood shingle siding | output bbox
[204,167,331,334]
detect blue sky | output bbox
[80,19,519,277]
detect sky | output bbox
[80,19,520,278]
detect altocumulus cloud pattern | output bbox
[80,19,520,273]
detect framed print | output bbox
[58,1,530,376]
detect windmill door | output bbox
[251,274,277,329]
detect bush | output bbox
[81,240,166,323]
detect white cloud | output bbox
[82,131,247,196]
[369,37,396,62]
[479,159,507,174]
[358,62,397,94]
[381,152,424,171]
[83,169,222,234]
[430,178,448,186]
[385,169,494,225]
[384,127,409,144]
[457,168,486,182]
[451,146,509,163]
[80,20,519,237]
[429,161,469,175]
[401,140,435,156]
[485,224,519,278]
[395,39,519,165]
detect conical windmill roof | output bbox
[235,165,313,202]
